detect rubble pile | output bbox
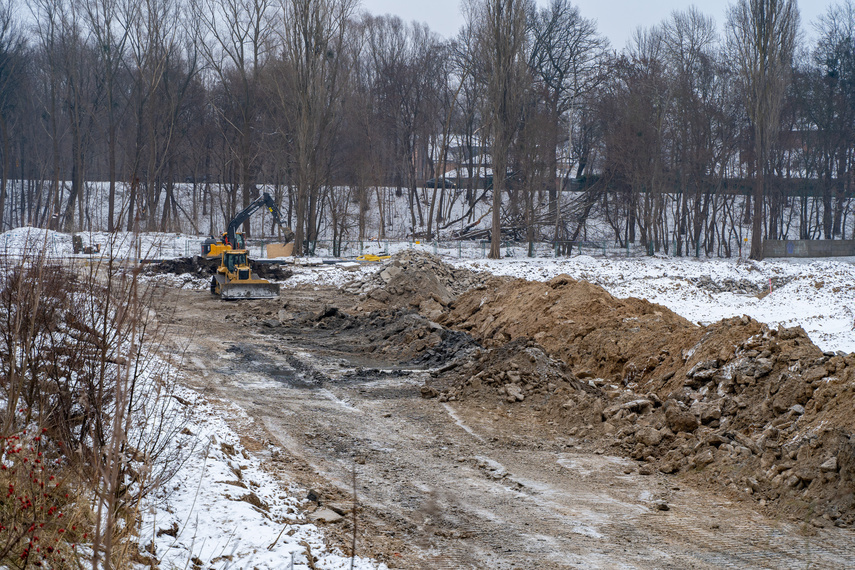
[435,273,855,526]
[342,250,489,313]
[690,275,793,295]
[422,338,598,415]
[297,306,478,365]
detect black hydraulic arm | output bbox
[226,193,291,246]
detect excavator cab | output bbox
[203,232,246,258]
[210,250,279,300]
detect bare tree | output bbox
[83,0,130,232]
[727,0,799,259]
[193,0,276,235]
[277,0,356,255]
[0,0,24,231]
[529,0,607,243]
[471,0,529,258]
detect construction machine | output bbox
[201,192,294,259]
[205,193,293,300]
[210,249,280,299]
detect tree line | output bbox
[0,0,851,258]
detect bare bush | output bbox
[0,236,191,568]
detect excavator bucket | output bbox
[212,274,280,300]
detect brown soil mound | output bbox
[439,275,700,382]
[434,273,855,527]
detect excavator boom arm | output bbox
[226,192,290,246]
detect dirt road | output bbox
[160,284,855,569]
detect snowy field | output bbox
[3,226,852,353]
[4,226,855,569]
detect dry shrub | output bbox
[0,429,88,568]
[0,236,190,568]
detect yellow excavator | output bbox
[206,192,294,300]
[201,192,294,259]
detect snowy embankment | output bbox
[143,384,380,570]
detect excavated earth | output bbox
[157,250,855,568]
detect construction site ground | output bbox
[154,254,855,569]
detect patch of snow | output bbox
[142,384,385,570]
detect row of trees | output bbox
[0,0,851,258]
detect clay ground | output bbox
[156,279,855,570]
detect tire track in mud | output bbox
[164,288,855,569]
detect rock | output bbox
[379,265,403,283]
[602,404,622,420]
[635,427,663,447]
[506,384,524,402]
[704,434,729,448]
[694,448,715,467]
[368,289,391,302]
[420,386,439,399]
[685,360,720,386]
[753,357,775,378]
[789,404,805,415]
[803,366,828,383]
[622,399,653,414]
[653,500,670,511]
[309,507,344,524]
[666,405,699,433]
[820,457,838,472]
[638,464,655,475]
[419,298,445,321]
[698,403,722,424]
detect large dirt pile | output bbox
[439,275,701,381]
[342,251,489,316]
[434,274,855,527]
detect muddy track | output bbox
[159,285,855,569]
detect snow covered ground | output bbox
[141,384,381,570]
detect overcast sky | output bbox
[358,0,835,49]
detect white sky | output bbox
[358,0,835,49]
